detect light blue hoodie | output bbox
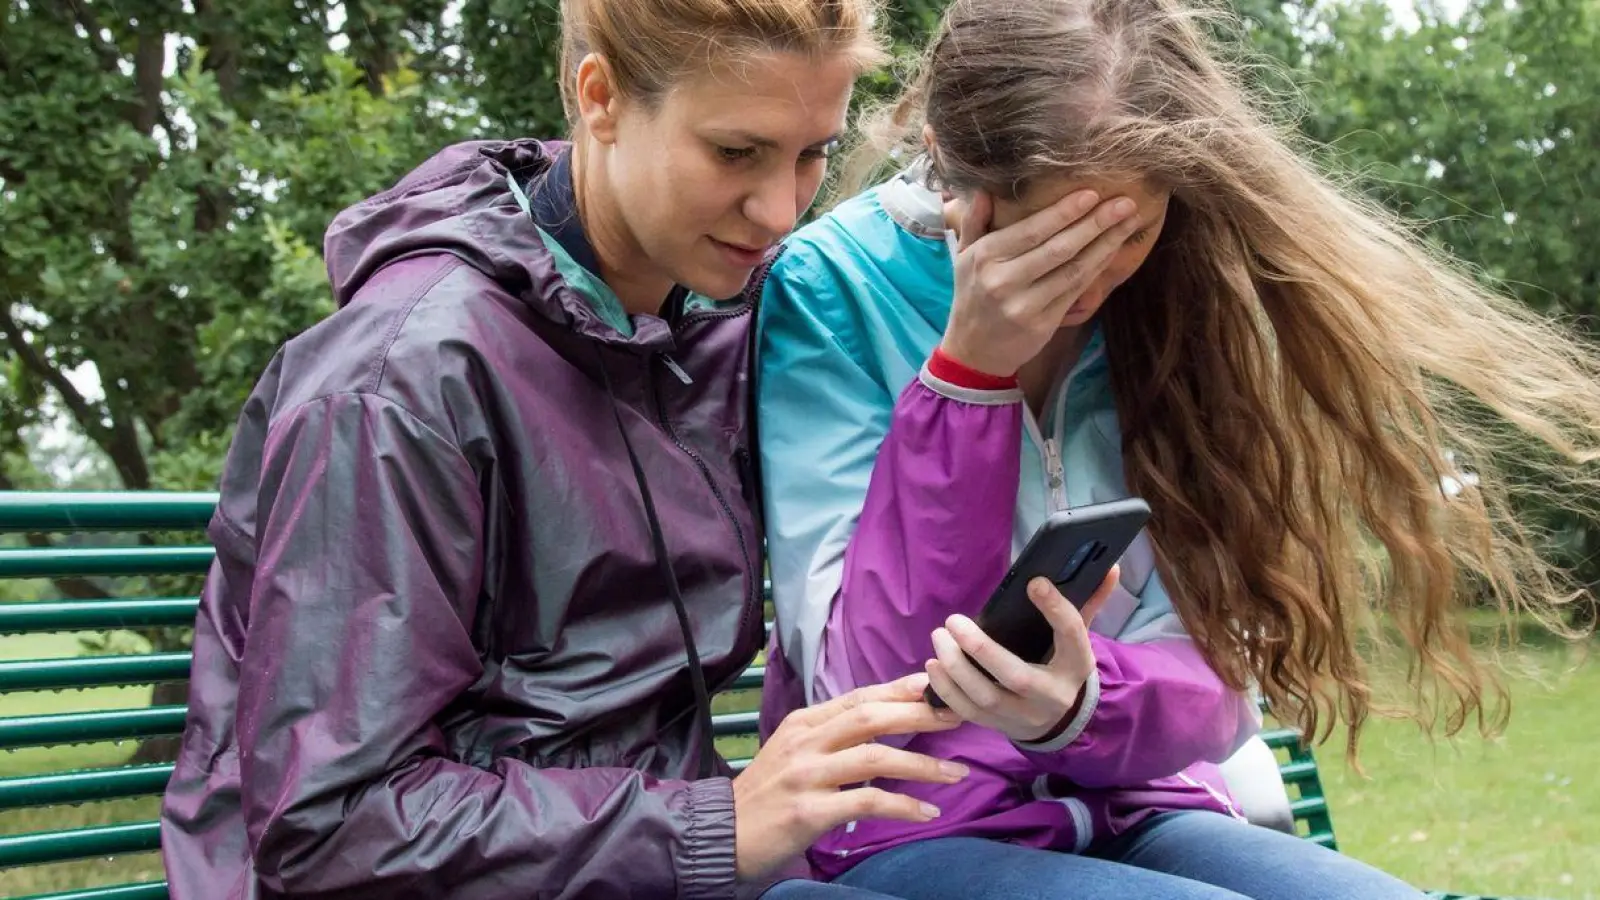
[754,162,1262,877]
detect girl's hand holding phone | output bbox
[926,566,1119,743]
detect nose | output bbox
[742,167,801,238]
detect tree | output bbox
[1285,0,1600,626]
[0,1,965,507]
[3,0,1595,767]
[0,1,471,492]
[1,0,470,761]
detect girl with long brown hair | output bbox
[756,0,1599,897]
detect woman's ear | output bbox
[574,53,622,145]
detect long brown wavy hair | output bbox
[847,0,1600,753]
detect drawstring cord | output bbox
[594,347,719,780]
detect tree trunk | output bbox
[129,680,191,765]
[345,0,398,97]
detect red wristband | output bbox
[928,346,1019,390]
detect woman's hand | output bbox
[925,567,1119,743]
[939,190,1140,378]
[732,673,968,880]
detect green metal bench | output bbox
[0,492,1487,900]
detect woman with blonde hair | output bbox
[757,0,1600,897]
[160,2,973,897]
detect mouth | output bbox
[1059,296,1100,324]
[710,237,771,268]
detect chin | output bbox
[684,265,758,302]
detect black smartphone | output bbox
[924,497,1151,708]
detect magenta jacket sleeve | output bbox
[808,361,1025,702]
[1011,634,1261,787]
[808,360,1258,783]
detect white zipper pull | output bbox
[1045,438,1067,510]
[662,355,693,385]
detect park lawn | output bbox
[1317,637,1596,900]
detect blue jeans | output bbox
[762,880,899,899]
[820,811,1426,900]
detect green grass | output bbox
[0,632,165,897]
[1317,639,1597,900]
[0,632,158,783]
[0,635,1593,898]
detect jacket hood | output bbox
[321,138,674,350]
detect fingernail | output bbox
[920,802,943,819]
[948,614,974,634]
[935,706,960,722]
[1113,198,1138,218]
[940,761,970,779]
[1074,190,1100,211]
[1029,578,1049,598]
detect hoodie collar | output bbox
[509,145,695,340]
[322,139,688,353]
[524,147,602,277]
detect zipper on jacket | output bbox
[663,253,780,677]
[1044,437,1067,512]
[1030,413,1056,512]
[662,354,693,385]
[1044,366,1076,513]
[649,355,761,693]
[1031,339,1103,513]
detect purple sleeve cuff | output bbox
[1018,635,1256,787]
[1013,670,1101,753]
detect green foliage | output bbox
[0,0,466,497]
[2,0,1597,614]
[1294,0,1598,324]
[1284,0,1600,619]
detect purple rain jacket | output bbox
[160,139,787,899]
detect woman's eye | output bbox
[1128,228,1150,245]
[717,145,757,163]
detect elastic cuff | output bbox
[928,346,1019,390]
[918,362,1024,407]
[1014,670,1101,753]
[681,777,739,899]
